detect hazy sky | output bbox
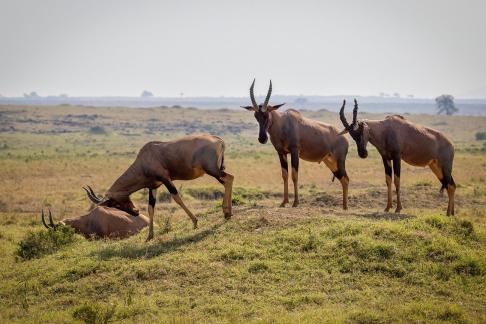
[1,0,485,98]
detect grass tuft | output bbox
[16,225,76,260]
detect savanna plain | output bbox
[0,105,485,323]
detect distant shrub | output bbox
[88,126,107,135]
[158,191,172,203]
[16,226,76,260]
[437,304,465,321]
[453,257,482,276]
[161,217,172,234]
[302,231,318,252]
[475,132,486,140]
[186,187,224,200]
[248,262,269,273]
[72,302,116,324]
[414,180,432,187]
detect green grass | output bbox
[1,209,485,323]
[1,104,485,322]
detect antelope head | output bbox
[83,185,139,216]
[241,79,285,144]
[339,99,370,159]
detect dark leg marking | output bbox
[383,156,392,178]
[393,158,401,178]
[291,151,299,172]
[148,189,156,208]
[279,154,288,171]
[158,177,178,194]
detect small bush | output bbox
[158,191,171,203]
[248,262,269,273]
[72,302,116,324]
[88,126,107,135]
[414,180,432,187]
[436,304,464,321]
[453,257,482,276]
[16,226,76,260]
[302,231,318,252]
[475,132,486,140]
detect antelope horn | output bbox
[249,79,259,111]
[339,99,350,129]
[352,98,359,126]
[83,185,103,204]
[262,80,272,112]
[41,209,50,229]
[48,208,57,230]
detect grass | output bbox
[0,104,485,322]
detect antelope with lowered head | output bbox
[41,206,149,239]
[242,79,349,209]
[339,99,456,215]
[85,134,234,241]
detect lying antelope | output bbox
[242,79,349,209]
[41,206,149,239]
[85,134,234,241]
[339,99,456,215]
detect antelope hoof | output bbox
[192,220,198,229]
[146,232,154,242]
[292,201,299,208]
[384,206,391,213]
[395,207,402,214]
[279,201,288,207]
[224,212,232,220]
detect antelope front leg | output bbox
[220,172,234,219]
[162,178,198,229]
[278,153,289,207]
[393,158,402,213]
[290,150,299,207]
[146,188,157,241]
[382,156,393,212]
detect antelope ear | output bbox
[241,105,256,111]
[338,129,349,136]
[268,103,285,111]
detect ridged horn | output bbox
[262,80,272,112]
[41,209,50,229]
[83,185,103,204]
[339,99,350,129]
[352,98,359,126]
[249,79,259,111]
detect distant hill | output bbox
[0,95,485,116]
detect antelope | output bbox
[242,79,349,209]
[84,134,234,241]
[339,99,456,215]
[41,206,149,239]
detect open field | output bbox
[0,105,485,323]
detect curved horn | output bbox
[83,185,103,204]
[41,209,50,229]
[262,80,272,112]
[249,79,259,111]
[48,208,57,230]
[339,99,350,129]
[352,98,359,125]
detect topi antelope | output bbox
[339,99,456,215]
[242,79,349,209]
[41,206,149,239]
[84,134,234,241]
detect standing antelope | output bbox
[339,99,456,215]
[85,134,234,241]
[242,79,349,209]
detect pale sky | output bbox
[1,0,485,98]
